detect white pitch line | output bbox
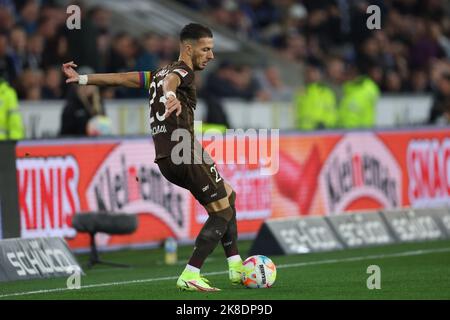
[276,246,450,268]
[1,246,449,299]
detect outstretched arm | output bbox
[61,61,151,89]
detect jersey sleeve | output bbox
[170,66,194,87]
[138,71,152,89]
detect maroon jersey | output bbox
[149,60,196,160]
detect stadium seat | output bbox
[72,212,138,268]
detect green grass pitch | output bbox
[1,239,450,300]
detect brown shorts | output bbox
[156,155,227,206]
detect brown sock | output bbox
[221,207,239,257]
[221,191,239,257]
[188,207,232,269]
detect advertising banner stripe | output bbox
[15,128,450,250]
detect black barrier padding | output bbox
[248,223,285,256]
[0,141,20,239]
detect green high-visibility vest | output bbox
[337,76,380,128]
[295,82,337,130]
[0,80,25,140]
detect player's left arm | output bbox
[163,73,182,117]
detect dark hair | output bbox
[180,23,213,41]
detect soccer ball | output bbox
[241,255,277,288]
[86,115,113,136]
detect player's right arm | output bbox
[162,73,182,117]
[62,61,151,89]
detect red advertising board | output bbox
[15,128,450,250]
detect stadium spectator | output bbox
[255,65,292,101]
[42,66,64,99]
[107,32,137,73]
[233,64,270,101]
[337,71,380,129]
[325,55,346,98]
[96,29,111,73]
[433,96,450,126]
[240,0,281,41]
[88,5,112,34]
[65,1,99,72]
[294,61,337,130]
[25,33,44,70]
[136,32,160,71]
[158,35,178,63]
[348,0,383,46]
[0,5,15,32]
[409,68,430,93]
[203,61,263,101]
[60,67,106,136]
[106,32,138,98]
[88,6,113,73]
[0,70,25,140]
[9,26,28,75]
[428,62,450,124]
[39,16,69,69]
[383,70,405,92]
[40,3,66,27]
[433,22,450,59]
[0,31,16,83]
[278,33,308,63]
[366,63,384,89]
[135,33,160,76]
[409,18,445,70]
[226,3,253,39]
[201,61,235,127]
[16,68,43,100]
[17,0,39,35]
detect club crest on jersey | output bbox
[173,68,188,78]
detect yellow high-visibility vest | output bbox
[295,82,338,130]
[337,76,380,129]
[0,81,25,140]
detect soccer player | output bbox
[62,23,243,292]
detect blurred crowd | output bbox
[177,0,450,128]
[177,0,450,93]
[0,0,181,101]
[0,0,448,99]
